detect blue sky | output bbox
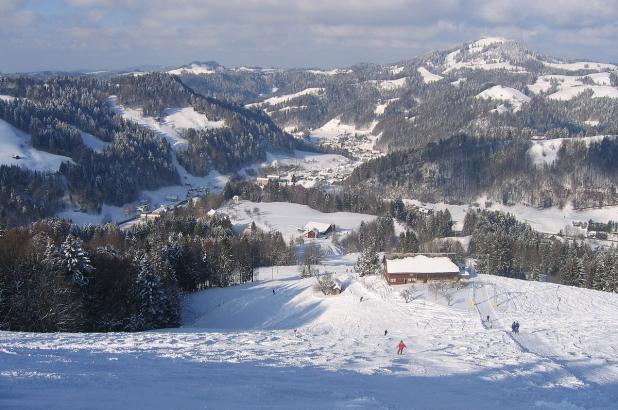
[1,0,617,72]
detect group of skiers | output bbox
[511,321,520,334]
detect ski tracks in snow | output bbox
[473,278,589,389]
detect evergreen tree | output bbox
[59,235,93,286]
[356,242,381,277]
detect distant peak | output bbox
[468,37,512,49]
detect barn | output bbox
[303,222,335,238]
[383,255,460,284]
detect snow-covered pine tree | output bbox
[356,242,381,277]
[59,234,93,286]
[134,254,167,329]
[560,248,582,287]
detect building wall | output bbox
[384,272,459,284]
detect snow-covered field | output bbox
[2,257,617,409]
[0,118,73,172]
[404,196,618,236]
[247,88,324,107]
[528,135,616,167]
[418,67,443,84]
[528,74,618,100]
[220,200,404,249]
[309,117,377,142]
[477,85,531,112]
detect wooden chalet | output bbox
[384,254,460,284]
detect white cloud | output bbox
[0,0,617,72]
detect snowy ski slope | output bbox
[2,256,617,409]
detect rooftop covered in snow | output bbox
[385,255,459,274]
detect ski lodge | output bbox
[383,254,460,284]
[303,221,336,238]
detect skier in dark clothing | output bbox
[272,289,275,295]
[360,296,364,302]
[515,321,520,334]
[384,330,388,336]
[511,321,517,333]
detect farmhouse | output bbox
[303,221,335,238]
[384,255,460,284]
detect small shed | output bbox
[330,279,342,295]
[303,221,335,238]
[384,255,460,284]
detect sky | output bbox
[1,0,617,72]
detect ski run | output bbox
[2,255,618,409]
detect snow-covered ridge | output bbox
[305,68,352,76]
[417,67,443,84]
[247,88,325,107]
[543,61,617,72]
[109,96,225,150]
[168,63,217,75]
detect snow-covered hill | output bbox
[2,256,618,409]
[0,118,73,172]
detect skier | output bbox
[515,321,520,334]
[511,321,516,333]
[397,340,406,355]
[486,315,492,328]
[384,329,388,336]
[360,296,364,302]
[272,288,276,295]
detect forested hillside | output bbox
[0,74,303,227]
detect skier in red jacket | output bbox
[397,340,406,355]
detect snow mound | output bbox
[417,67,443,84]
